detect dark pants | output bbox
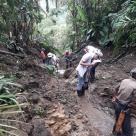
[66,62,72,69]
[43,59,46,64]
[113,101,132,136]
[90,62,100,81]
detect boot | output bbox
[90,76,94,83]
[82,86,86,96]
[77,90,83,97]
[85,82,88,90]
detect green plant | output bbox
[0,76,24,136]
[44,65,58,77]
[110,0,136,51]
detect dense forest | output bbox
[0,0,136,52]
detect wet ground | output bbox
[0,45,136,136]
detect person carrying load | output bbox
[112,68,136,136]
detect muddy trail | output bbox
[0,45,136,136]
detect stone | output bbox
[20,123,33,135]
[32,118,52,136]
[63,67,74,79]
[11,130,28,136]
[76,114,83,119]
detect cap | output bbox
[96,49,103,58]
[42,48,45,51]
[66,50,69,53]
[130,68,136,74]
[81,43,87,48]
[47,52,53,58]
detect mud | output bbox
[0,45,136,136]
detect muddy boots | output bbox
[82,86,85,96]
[85,82,88,90]
[77,83,88,97]
[82,82,88,96]
[77,90,83,97]
[90,75,95,83]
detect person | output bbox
[40,48,46,64]
[52,53,59,71]
[82,43,103,82]
[46,52,55,66]
[76,51,103,96]
[64,50,73,69]
[112,68,136,136]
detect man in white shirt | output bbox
[76,51,103,96]
[82,43,103,82]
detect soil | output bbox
[0,45,136,136]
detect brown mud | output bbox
[0,45,136,136]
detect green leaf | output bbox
[0,124,17,130]
[0,119,24,124]
[87,28,93,34]
[0,111,23,114]
[100,31,105,36]
[76,6,88,22]
[6,0,15,10]
[0,94,15,99]
[0,129,18,136]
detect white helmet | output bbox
[47,52,53,58]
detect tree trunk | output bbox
[0,50,25,59]
[45,0,49,12]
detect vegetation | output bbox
[0,75,24,136]
[0,0,136,134]
[66,0,136,50]
[1,0,136,52]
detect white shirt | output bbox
[86,46,103,63]
[76,53,94,77]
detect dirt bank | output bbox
[0,45,136,136]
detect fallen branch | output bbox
[107,47,130,64]
[0,50,26,59]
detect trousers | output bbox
[77,71,88,90]
[113,100,132,136]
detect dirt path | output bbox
[77,95,114,136]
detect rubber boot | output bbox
[90,76,95,83]
[82,86,86,96]
[85,82,88,90]
[77,90,83,97]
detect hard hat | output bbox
[47,52,53,58]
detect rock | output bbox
[27,94,40,103]
[100,87,112,96]
[71,78,78,85]
[76,114,83,119]
[32,118,52,136]
[102,72,112,79]
[89,84,97,93]
[63,67,74,79]
[82,117,89,124]
[11,130,28,136]
[74,105,80,112]
[20,123,33,135]
[61,99,67,104]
